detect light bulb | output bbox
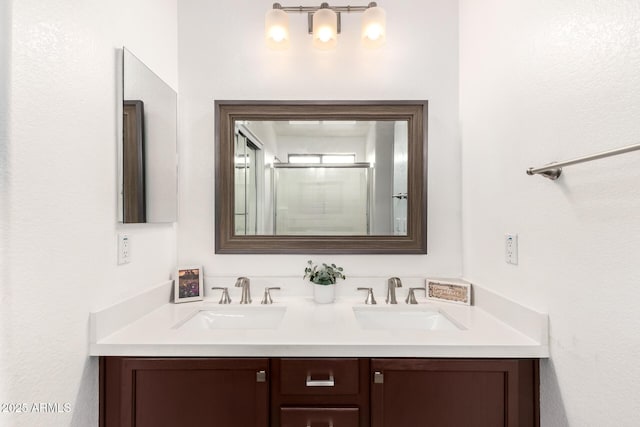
[270,26,287,43]
[364,23,383,41]
[317,27,333,43]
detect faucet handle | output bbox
[357,287,377,305]
[261,287,281,305]
[211,287,232,304]
[405,287,426,304]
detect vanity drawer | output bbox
[280,407,359,427]
[279,358,360,396]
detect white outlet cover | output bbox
[118,233,130,265]
[505,233,518,265]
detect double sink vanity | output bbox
[93,278,548,427]
[176,301,460,333]
[111,89,546,426]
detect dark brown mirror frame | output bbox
[215,100,428,254]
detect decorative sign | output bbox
[426,279,472,305]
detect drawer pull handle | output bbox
[305,374,335,387]
[306,422,334,427]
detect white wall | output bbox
[177,0,461,277]
[0,0,11,408]
[460,0,640,425]
[1,1,178,425]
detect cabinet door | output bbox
[370,359,538,427]
[101,357,269,427]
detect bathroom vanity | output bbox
[100,356,538,427]
[92,280,547,427]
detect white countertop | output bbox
[90,283,549,358]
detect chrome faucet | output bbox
[235,277,252,304]
[386,277,402,304]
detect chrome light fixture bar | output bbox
[265,2,386,50]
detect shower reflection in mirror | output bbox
[234,127,261,235]
[233,120,408,236]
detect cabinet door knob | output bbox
[305,374,335,387]
[374,371,384,384]
[256,370,266,383]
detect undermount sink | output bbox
[175,306,287,330]
[352,306,462,331]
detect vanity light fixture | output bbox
[265,5,290,49]
[312,4,338,49]
[265,2,386,50]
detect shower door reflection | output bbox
[392,121,408,235]
[235,133,258,235]
[274,165,370,235]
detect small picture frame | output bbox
[426,278,472,306]
[174,266,204,303]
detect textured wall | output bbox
[177,0,462,278]
[1,1,178,425]
[0,0,12,409]
[460,0,640,425]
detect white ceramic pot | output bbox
[312,283,335,304]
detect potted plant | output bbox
[304,260,346,303]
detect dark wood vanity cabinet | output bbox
[100,357,538,427]
[100,357,269,427]
[370,359,539,427]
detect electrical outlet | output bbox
[118,233,130,265]
[505,233,518,265]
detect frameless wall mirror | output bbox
[119,47,177,223]
[215,101,427,254]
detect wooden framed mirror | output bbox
[215,100,427,254]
